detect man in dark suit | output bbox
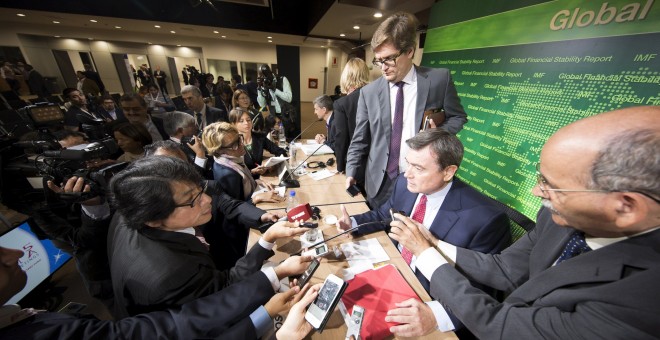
[387,106,660,338]
[119,93,168,141]
[62,87,104,131]
[83,63,106,94]
[312,95,335,150]
[338,128,510,332]
[181,85,228,130]
[153,65,168,96]
[345,12,467,209]
[97,94,126,121]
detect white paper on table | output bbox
[300,143,334,155]
[307,169,337,181]
[262,156,289,168]
[340,238,390,265]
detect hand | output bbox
[251,165,267,175]
[345,176,356,190]
[264,285,303,318]
[276,283,322,340]
[260,212,281,223]
[388,214,433,257]
[187,135,206,159]
[415,220,440,247]
[263,220,308,243]
[336,204,352,232]
[315,134,326,144]
[47,176,102,206]
[274,255,314,278]
[257,179,275,191]
[385,298,438,337]
[253,190,285,204]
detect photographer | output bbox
[161,111,211,177]
[256,65,293,135]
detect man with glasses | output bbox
[107,156,312,322]
[386,106,660,338]
[337,129,510,334]
[346,12,467,209]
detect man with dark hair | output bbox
[387,106,660,338]
[312,95,335,150]
[346,12,467,208]
[119,93,168,141]
[181,84,228,129]
[97,94,125,122]
[338,128,510,332]
[62,87,103,131]
[107,156,311,320]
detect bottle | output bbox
[286,190,297,212]
[278,121,286,148]
[271,125,279,144]
[288,141,298,168]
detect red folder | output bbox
[340,264,421,339]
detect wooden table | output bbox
[248,149,457,339]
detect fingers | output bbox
[345,177,355,189]
[389,323,419,337]
[394,298,417,308]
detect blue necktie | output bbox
[556,231,592,264]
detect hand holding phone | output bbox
[296,258,320,288]
[302,244,330,258]
[346,184,360,197]
[388,208,407,233]
[305,274,348,331]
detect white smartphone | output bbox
[346,304,365,339]
[302,244,330,258]
[305,274,348,331]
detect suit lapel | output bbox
[428,180,462,240]
[415,66,430,129]
[376,77,392,143]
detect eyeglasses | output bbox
[221,134,244,150]
[535,163,609,195]
[174,181,208,208]
[372,50,405,68]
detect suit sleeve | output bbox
[332,99,350,172]
[345,90,370,180]
[438,72,467,134]
[263,137,287,156]
[215,167,245,201]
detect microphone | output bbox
[292,220,393,255]
[279,142,325,188]
[287,203,313,222]
[288,118,323,145]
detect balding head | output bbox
[536,106,659,236]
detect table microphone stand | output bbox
[279,143,325,188]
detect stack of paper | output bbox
[300,143,334,155]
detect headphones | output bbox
[306,158,335,169]
[311,206,321,220]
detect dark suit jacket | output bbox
[332,88,361,173]
[150,116,170,140]
[245,132,287,178]
[346,66,467,201]
[0,271,273,339]
[187,104,228,125]
[324,113,336,151]
[430,207,660,339]
[108,213,273,318]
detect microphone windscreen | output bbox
[287,203,313,222]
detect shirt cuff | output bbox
[437,240,458,264]
[426,301,456,332]
[194,156,207,168]
[416,247,448,281]
[350,217,358,229]
[261,266,281,292]
[81,202,111,220]
[249,305,273,338]
[258,237,275,250]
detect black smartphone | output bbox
[302,222,318,228]
[423,116,432,130]
[346,184,360,197]
[388,208,407,233]
[297,258,320,288]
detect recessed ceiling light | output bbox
[353,25,360,30]
[154,25,161,28]
[321,45,325,48]
[170,30,176,34]
[16,13,26,17]
[54,36,61,38]
[147,42,152,44]
[115,26,121,29]
[267,36,272,39]
[221,35,226,38]
[88,38,94,40]
[340,33,346,37]
[53,21,60,24]
[213,30,219,34]
[268,40,272,43]
[374,12,383,18]
[90,19,97,23]
[177,44,182,47]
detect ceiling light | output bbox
[221,35,226,38]
[177,44,182,47]
[353,25,360,30]
[170,30,176,33]
[53,21,60,24]
[90,19,97,23]
[213,30,219,34]
[267,36,272,39]
[321,45,325,48]
[268,40,272,43]
[16,13,26,17]
[374,12,383,18]
[115,26,121,29]
[340,33,346,37]
[154,25,161,28]
[88,38,94,40]
[54,36,61,38]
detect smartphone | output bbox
[346,184,360,197]
[305,274,349,331]
[346,304,365,340]
[423,115,432,130]
[388,208,407,233]
[296,258,320,288]
[303,244,329,258]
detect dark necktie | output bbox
[196,112,203,128]
[401,195,427,265]
[386,81,405,179]
[556,231,592,264]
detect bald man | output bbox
[386,106,660,338]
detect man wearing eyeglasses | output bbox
[345,12,467,209]
[387,106,660,338]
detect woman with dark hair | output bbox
[232,88,265,132]
[107,156,310,319]
[228,107,286,179]
[113,122,152,163]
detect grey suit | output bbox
[430,207,660,339]
[345,66,467,205]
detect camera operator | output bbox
[256,65,293,135]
